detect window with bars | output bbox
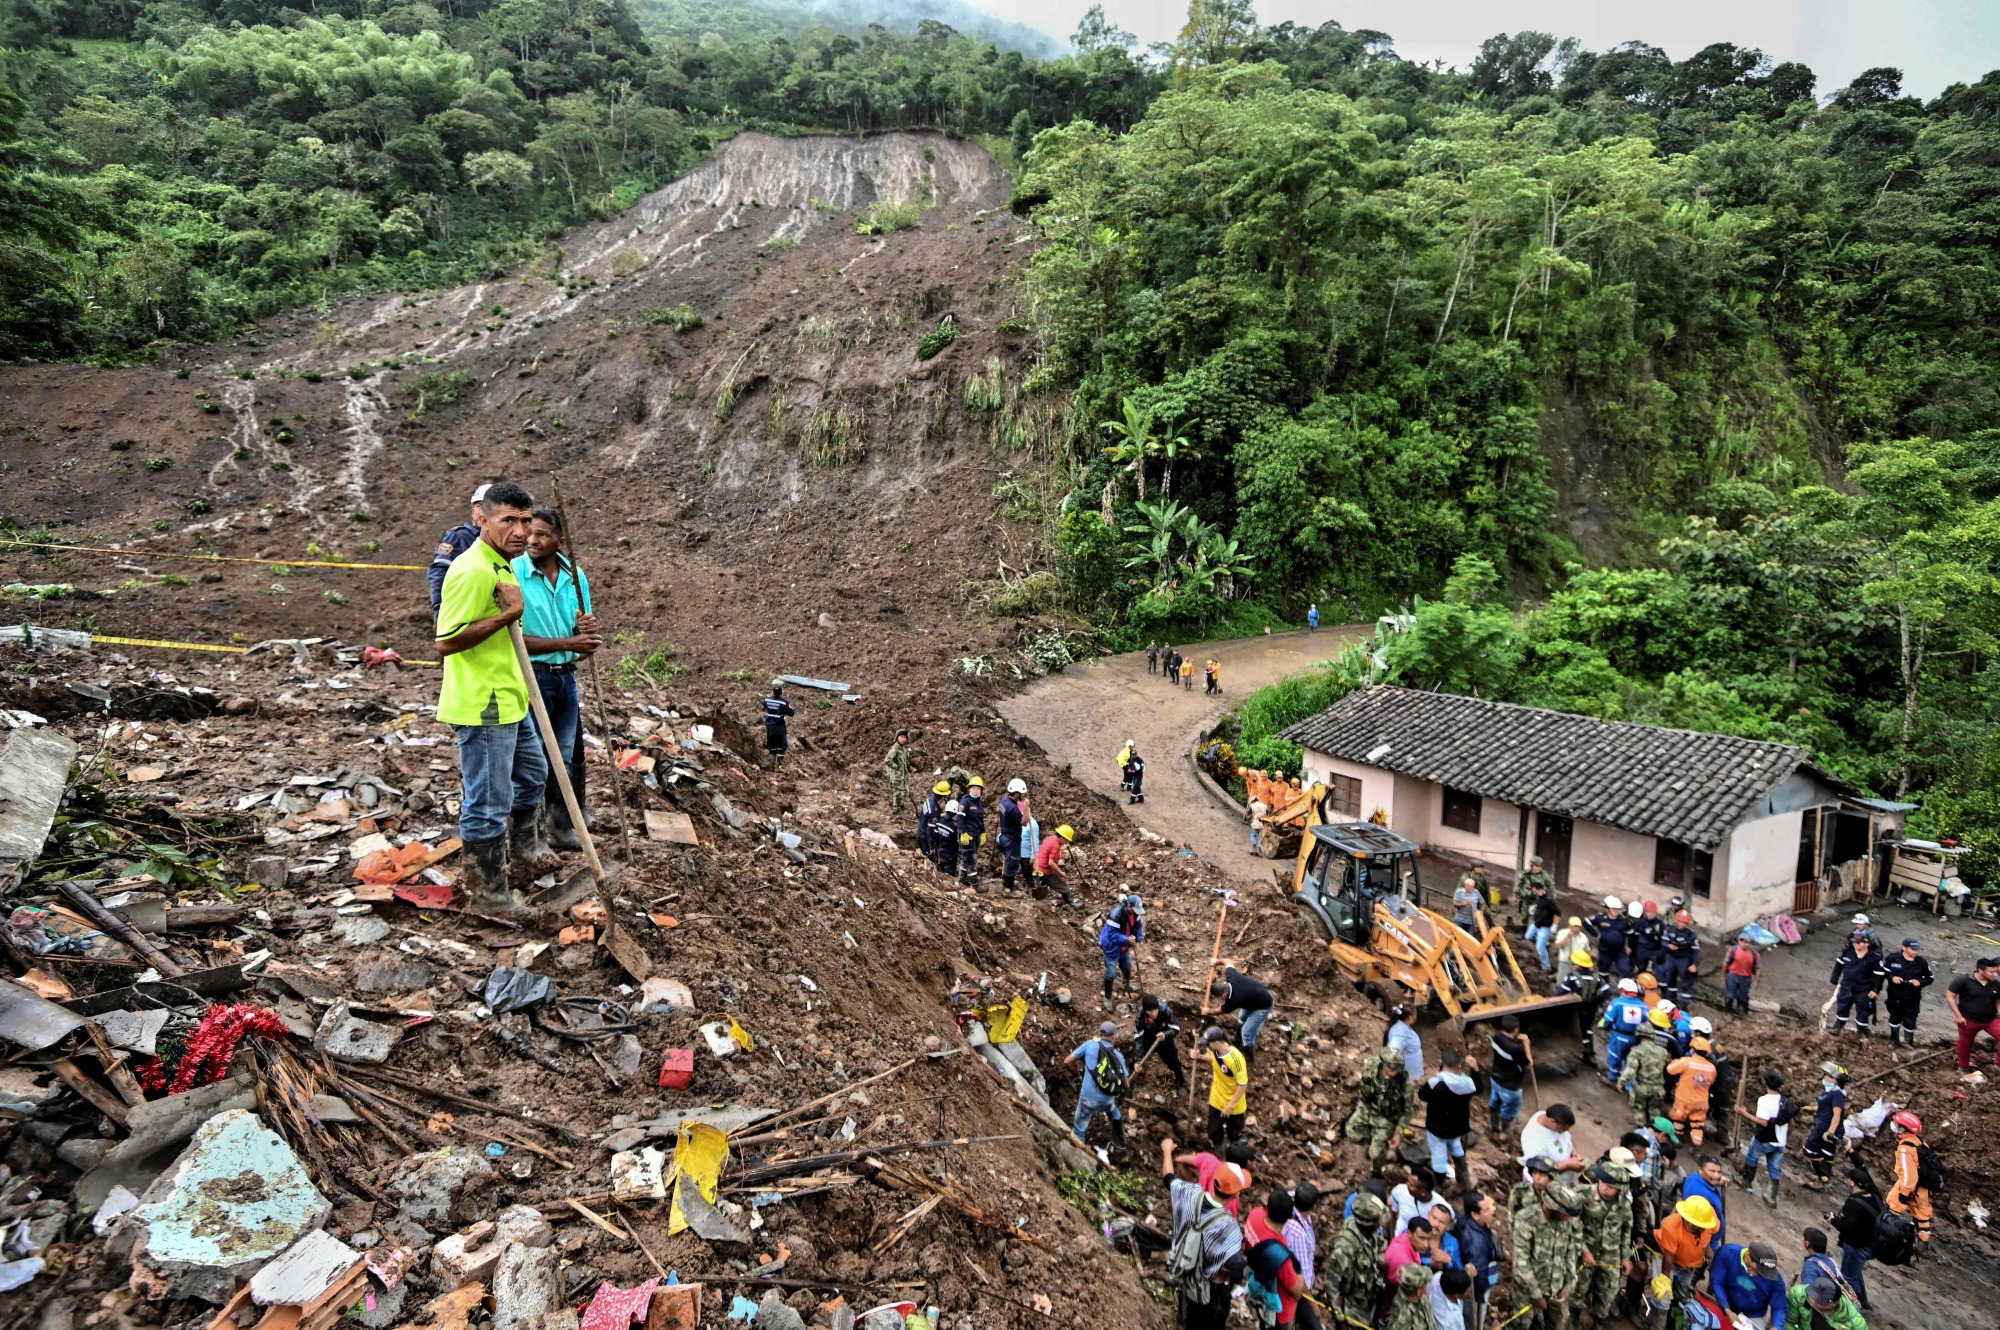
[1441,786,1482,834]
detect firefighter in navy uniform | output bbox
[1658,909,1701,1009]
[917,780,949,858]
[957,776,987,888]
[427,483,491,611]
[762,680,795,763]
[1629,900,1666,977]
[931,799,963,878]
[1883,938,1935,1048]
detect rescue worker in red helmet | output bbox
[1888,1110,1935,1254]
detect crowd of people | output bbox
[424,490,1994,1329]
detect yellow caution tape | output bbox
[88,632,440,665]
[0,537,425,572]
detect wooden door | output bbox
[1535,812,1573,893]
[1794,808,1821,913]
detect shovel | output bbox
[509,623,616,897]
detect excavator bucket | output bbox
[1283,814,1578,1025]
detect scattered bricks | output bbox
[313,1001,400,1065]
[431,1205,551,1290]
[387,1148,498,1234]
[244,856,290,889]
[658,1048,694,1090]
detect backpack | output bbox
[1872,1206,1917,1266]
[1089,1043,1128,1099]
[1770,1095,1797,1127]
[1166,1198,1230,1304]
[1243,1237,1291,1328]
[1915,1141,1947,1193]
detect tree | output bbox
[1100,398,1162,501]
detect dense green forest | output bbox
[1010,6,2000,874]
[0,0,1151,356]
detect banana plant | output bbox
[1100,399,1162,501]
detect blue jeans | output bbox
[1744,1139,1785,1181]
[1489,1082,1523,1126]
[1250,825,1262,853]
[454,717,547,843]
[1727,972,1753,1006]
[1239,1006,1271,1050]
[1072,1088,1119,1140]
[1102,949,1132,989]
[532,665,581,821]
[1840,1244,1871,1308]
[1527,924,1554,969]
[1426,1131,1465,1176]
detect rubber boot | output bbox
[1763,1172,1781,1209]
[548,789,583,852]
[508,807,556,888]
[462,836,526,915]
[1109,1117,1127,1148]
[1453,1154,1472,1196]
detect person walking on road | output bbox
[1204,1026,1250,1149]
[883,728,910,817]
[513,507,599,852]
[1883,938,1934,1048]
[1828,936,1887,1038]
[1721,934,1761,1015]
[761,680,794,763]
[1307,604,1319,632]
[1248,795,1268,855]
[1181,656,1196,690]
[1210,966,1275,1064]
[1147,641,1159,675]
[1947,955,2000,1072]
[433,481,544,914]
[1064,1021,1128,1145]
[1133,993,1190,1094]
[1123,743,1147,804]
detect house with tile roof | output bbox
[1280,686,1905,930]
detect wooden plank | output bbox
[0,728,78,892]
[50,1057,130,1128]
[643,810,698,845]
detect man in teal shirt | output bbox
[435,481,542,912]
[512,508,599,850]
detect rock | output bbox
[244,856,289,888]
[352,958,435,995]
[314,1001,400,1064]
[387,1148,498,1233]
[56,1137,115,1171]
[756,1289,808,1330]
[350,1277,409,1328]
[309,1095,363,1124]
[124,1109,331,1304]
[431,1205,550,1289]
[490,1241,560,1330]
[816,612,837,630]
[332,915,391,946]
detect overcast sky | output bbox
[982,0,2000,98]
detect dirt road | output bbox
[998,627,1362,880]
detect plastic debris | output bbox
[481,966,556,1014]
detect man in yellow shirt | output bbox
[434,481,544,913]
[1203,1025,1249,1149]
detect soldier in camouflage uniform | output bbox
[1509,1155,1559,1229]
[1576,1161,1637,1330]
[1383,1262,1433,1330]
[1618,1026,1672,1128]
[1322,1191,1388,1319]
[1515,855,1554,930]
[1513,1181,1586,1330]
[1344,1051,1416,1176]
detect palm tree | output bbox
[1100,399,1161,501]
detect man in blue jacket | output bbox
[1683,1153,1731,1248]
[427,483,490,611]
[1711,1239,1787,1327]
[1100,893,1145,1010]
[1586,897,1629,977]
[996,778,1027,895]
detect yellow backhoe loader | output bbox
[1268,784,1576,1026]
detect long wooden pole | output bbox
[1198,898,1230,1016]
[550,479,636,870]
[509,624,605,885]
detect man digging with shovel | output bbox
[434,480,550,914]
